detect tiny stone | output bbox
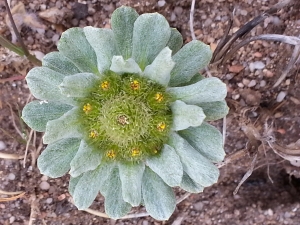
[225,73,234,80]
[0,141,6,150]
[229,65,244,73]
[240,9,248,16]
[248,80,256,87]
[263,69,274,78]
[242,78,250,86]
[40,181,50,190]
[142,221,149,225]
[194,202,204,211]
[71,18,79,26]
[203,18,213,27]
[72,3,88,20]
[253,52,263,58]
[237,83,244,88]
[9,216,15,223]
[157,0,166,7]
[249,61,265,72]
[234,209,240,216]
[260,80,266,87]
[276,91,287,102]
[8,173,15,180]
[174,6,183,16]
[55,1,62,8]
[57,194,66,201]
[41,175,48,181]
[52,34,60,43]
[170,12,176,21]
[232,94,240,100]
[267,209,274,216]
[46,198,53,204]
[40,4,47,11]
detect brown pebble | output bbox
[253,52,263,58]
[276,128,286,134]
[228,65,244,73]
[57,194,66,201]
[263,69,274,78]
[240,88,261,106]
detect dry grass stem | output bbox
[0,191,25,202]
[233,153,258,195]
[23,129,34,168]
[0,152,24,159]
[0,190,24,195]
[189,0,196,40]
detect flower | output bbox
[22,6,228,220]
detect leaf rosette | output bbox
[22,6,229,220]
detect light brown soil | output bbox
[1,0,300,224]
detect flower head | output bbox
[22,6,228,220]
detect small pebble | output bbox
[46,198,53,204]
[237,83,244,88]
[174,6,183,16]
[40,4,47,11]
[276,91,287,102]
[242,78,250,86]
[57,194,66,201]
[229,65,244,73]
[170,12,176,21]
[263,69,274,78]
[52,34,60,43]
[157,0,166,7]
[253,52,262,58]
[240,9,248,16]
[203,18,213,27]
[249,61,265,72]
[41,175,48,181]
[248,80,256,87]
[260,80,266,87]
[266,209,274,216]
[40,181,50,190]
[9,216,15,223]
[194,202,204,211]
[142,221,149,225]
[8,173,16,180]
[0,141,6,150]
[232,94,240,100]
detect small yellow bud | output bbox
[101,81,109,90]
[155,92,164,102]
[83,103,92,113]
[130,80,140,90]
[106,150,116,159]
[131,148,140,157]
[157,122,166,132]
[89,130,98,138]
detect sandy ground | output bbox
[1,0,300,224]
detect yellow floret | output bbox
[131,148,140,157]
[106,150,116,159]
[130,80,140,90]
[89,130,98,138]
[155,92,164,102]
[101,81,109,90]
[157,122,166,132]
[83,103,92,113]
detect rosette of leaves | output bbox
[22,6,228,220]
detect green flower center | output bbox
[78,71,173,162]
